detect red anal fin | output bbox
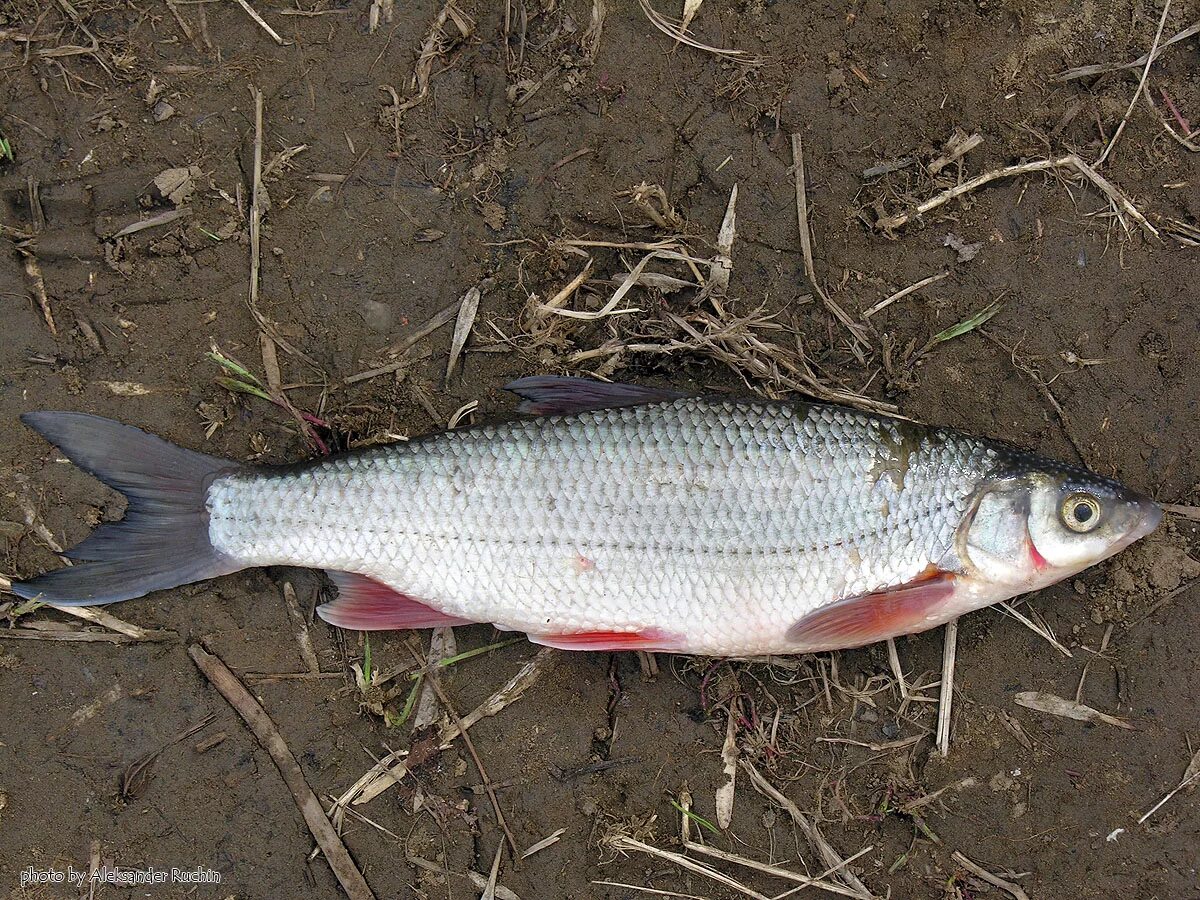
[786,572,957,651]
[528,628,680,652]
[317,571,472,631]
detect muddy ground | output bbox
[2,0,1199,897]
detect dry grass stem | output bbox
[1053,20,1199,81]
[48,604,154,640]
[281,582,320,674]
[541,251,660,320]
[627,182,685,230]
[936,619,958,756]
[684,839,874,900]
[769,849,877,900]
[386,1,473,121]
[1075,623,1113,703]
[479,841,504,900]
[1162,503,1200,520]
[533,260,593,320]
[680,0,703,31]
[950,851,1030,900]
[232,0,286,44]
[606,834,771,900]
[245,88,312,366]
[1094,0,1173,167]
[439,647,556,748]
[742,760,875,899]
[0,625,172,643]
[791,134,871,360]
[1141,83,1200,151]
[188,644,376,900]
[977,329,1087,465]
[862,271,948,319]
[1014,691,1134,730]
[928,130,983,175]
[332,747,409,819]
[581,0,607,61]
[346,298,462,384]
[368,0,393,32]
[1180,748,1199,790]
[592,881,709,900]
[637,0,760,62]
[876,154,1158,239]
[816,735,924,752]
[885,637,908,698]
[996,601,1072,657]
[1138,769,1200,825]
[520,827,566,859]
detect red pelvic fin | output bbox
[528,628,680,652]
[317,571,472,631]
[786,572,957,651]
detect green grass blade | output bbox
[391,674,423,728]
[215,376,274,403]
[668,797,719,835]
[928,300,1002,346]
[206,348,264,387]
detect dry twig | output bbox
[188,644,375,900]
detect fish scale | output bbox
[205,397,995,655]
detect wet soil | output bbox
[1,1,1198,898]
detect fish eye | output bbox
[1061,492,1102,533]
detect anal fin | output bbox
[317,571,472,631]
[786,572,957,652]
[528,628,680,652]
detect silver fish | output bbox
[12,377,1160,656]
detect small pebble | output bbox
[152,100,175,122]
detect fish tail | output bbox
[11,412,245,606]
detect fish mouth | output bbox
[1126,496,1163,544]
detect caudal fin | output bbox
[11,412,245,606]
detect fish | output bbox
[10,376,1161,657]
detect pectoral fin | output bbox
[786,572,957,651]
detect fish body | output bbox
[12,378,1161,657]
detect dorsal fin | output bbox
[504,376,688,416]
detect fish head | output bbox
[959,461,1161,591]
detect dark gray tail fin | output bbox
[11,412,245,606]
